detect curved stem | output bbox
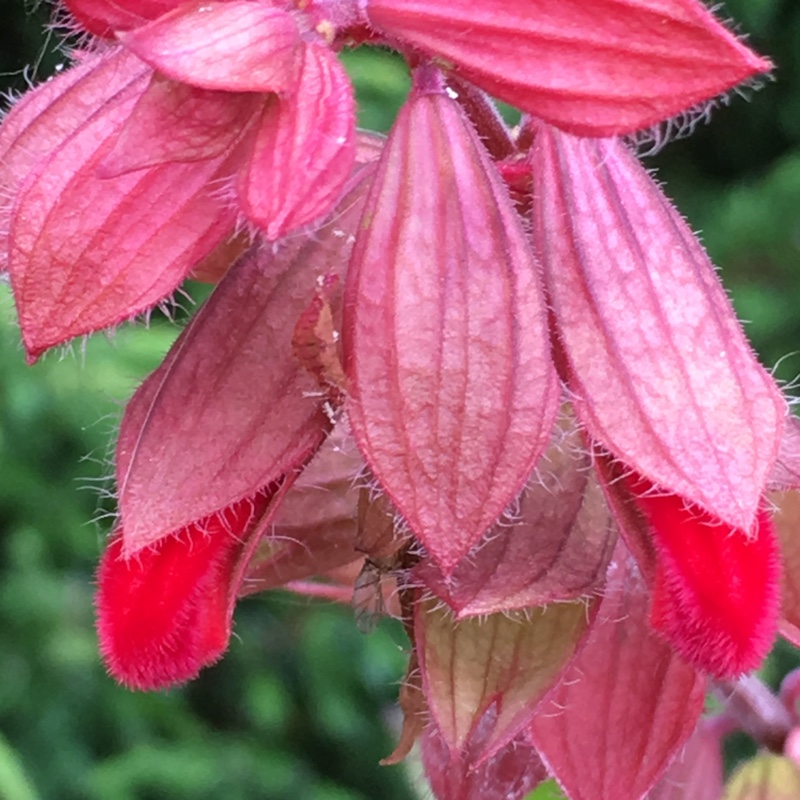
[712,675,793,753]
[446,75,517,161]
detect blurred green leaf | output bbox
[723,754,800,799]
[341,47,410,133]
[526,780,568,800]
[0,731,38,800]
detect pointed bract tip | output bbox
[421,719,547,800]
[367,0,775,136]
[23,342,42,367]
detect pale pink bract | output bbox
[2,1,796,798]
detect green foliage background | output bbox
[0,1,798,798]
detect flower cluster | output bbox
[3,0,800,797]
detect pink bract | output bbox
[343,74,559,573]
[1,1,794,798]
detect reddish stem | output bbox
[713,675,793,753]
[447,75,517,161]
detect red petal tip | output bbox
[95,498,262,690]
[630,477,779,677]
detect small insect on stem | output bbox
[351,543,417,634]
[352,556,394,634]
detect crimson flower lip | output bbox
[624,475,780,678]
[96,492,277,691]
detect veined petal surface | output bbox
[531,127,784,530]
[64,0,182,37]
[649,718,724,800]
[116,172,373,553]
[416,596,594,764]
[366,0,770,136]
[770,415,800,490]
[0,50,149,271]
[772,490,800,648]
[243,425,366,591]
[237,43,355,239]
[11,150,235,361]
[344,86,557,574]
[529,552,706,800]
[100,72,261,175]
[120,1,301,93]
[8,61,236,360]
[416,411,616,616]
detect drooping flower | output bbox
[2,1,356,360]
[1,1,795,798]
